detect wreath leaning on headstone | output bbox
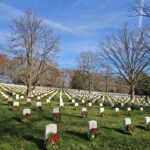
[88,128,98,141]
[101,112,105,118]
[126,124,135,134]
[46,133,62,150]
[128,111,132,116]
[82,111,88,118]
[51,113,61,121]
[22,113,31,122]
[147,122,150,130]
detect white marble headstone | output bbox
[36,102,41,107]
[124,118,131,126]
[20,96,24,99]
[88,120,97,130]
[23,108,31,115]
[100,107,104,113]
[99,103,103,107]
[16,94,19,100]
[60,102,64,107]
[127,107,131,111]
[115,108,119,112]
[53,108,59,113]
[5,95,9,99]
[140,107,143,111]
[46,99,50,103]
[75,103,79,107]
[37,96,41,100]
[82,107,87,112]
[8,98,13,102]
[120,102,123,106]
[145,117,150,128]
[13,101,19,106]
[45,124,57,140]
[27,98,31,103]
[88,103,92,107]
[82,100,85,103]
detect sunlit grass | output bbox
[0,92,150,150]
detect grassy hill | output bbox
[0,92,150,150]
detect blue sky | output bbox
[0,0,148,68]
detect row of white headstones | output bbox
[64,89,150,132]
[1,83,150,118]
[2,85,149,129]
[44,117,150,142]
[0,83,58,99]
[66,88,150,107]
[0,83,150,142]
[1,83,150,108]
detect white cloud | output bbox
[44,19,74,34]
[0,3,22,19]
[0,2,127,36]
[44,12,124,36]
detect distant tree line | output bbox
[0,53,149,96]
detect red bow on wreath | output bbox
[54,113,59,119]
[50,134,59,145]
[128,125,135,132]
[91,128,97,136]
[14,106,19,110]
[25,113,30,120]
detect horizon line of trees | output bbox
[0,53,149,96]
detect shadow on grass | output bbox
[72,115,82,118]
[31,108,37,112]
[64,113,82,119]
[2,103,9,106]
[135,125,145,130]
[66,130,88,140]
[23,135,44,149]
[103,127,125,135]
[12,116,22,123]
[109,114,117,117]
[42,116,50,120]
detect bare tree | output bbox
[77,50,100,93]
[100,25,149,100]
[0,54,9,75]
[3,9,58,96]
[101,64,112,93]
[36,64,61,87]
[60,69,74,88]
[133,0,150,17]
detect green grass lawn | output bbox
[0,92,150,150]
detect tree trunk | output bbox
[105,77,108,93]
[27,83,32,97]
[130,84,135,101]
[88,79,91,93]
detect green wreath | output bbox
[128,111,132,116]
[101,112,105,118]
[147,122,150,130]
[88,128,98,141]
[46,133,62,150]
[126,125,135,134]
[51,113,61,121]
[22,113,31,123]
